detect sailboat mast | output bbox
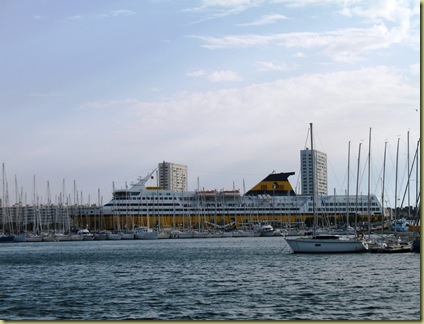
[2,163,5,235]
[347,141,350,230]
[407,131,410,219]
[355,142,362,233]
[310,123,316,236]
[416,139,420,221]
[367,128,371,238]
[381,141,387,235]
[394,137,400,228]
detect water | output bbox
[0,237,420,320]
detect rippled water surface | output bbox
[0,237,420,320]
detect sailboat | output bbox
[284,123,368,253]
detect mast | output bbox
[347,141,350,231]
[407,131,410,219]
[367,127,371,238]
[381,141,387,235]
[355,142,362,233]
[2,163,5,235]
[394,137,400,231]
[416,139,420,224]
[310,123,316,236]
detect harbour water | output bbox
[0,237,420,320]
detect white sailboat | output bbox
[284,123,368,253]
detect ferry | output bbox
[98,170,383,231]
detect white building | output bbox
[158,161,188,192]
[300,148,328,196]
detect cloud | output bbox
[208,70,242,82]
[183,0,262,23]
[67,15,83,20]
[238,13,288,26]
[257,61,295,72]
[78,98,138,110]
[110,9,137,17]
[339,0,418,24]
[66,9,137,20]
[186,70,207,78]
[186,69,242,82]
[5,66,419,206]
[192,23,410,62]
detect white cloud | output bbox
[184,0,262,23]
[66,9,137,20]
[208,70,243,82]
[67,15,83,20]
[238,13,288,26]
[78,98,138,110]
[110,9,137,17]
[257,61,295,72]
[4,65,419,206]
[193,23,411,62]
[339,0,418,24]
[186,69,242,82]
[186,70,207,77]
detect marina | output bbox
[0,125,419,251]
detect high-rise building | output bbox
[158,161,188,192]
[300,148,328,196]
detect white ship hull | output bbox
[285,236,368,253]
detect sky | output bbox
[0,0,421,209]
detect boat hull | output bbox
[55,234,71,241]
[134,231,158,240]
[170,230,193,239]
[368,243,412,253]
[232,230,255,237]
[25,234,43,242]
[0,235,15,243]
[285,237,367,253]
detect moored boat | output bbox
[134,226,158,240]
[170,229,193,239]
[77,229,94,241]
[69,233,84,241]
[25,233,43,242]
[232,229,255,237]
[412,237,420,253]
[285,234,368,253]
[106,231,122,240]
[368,242,412,253]
[94,230,108,240]
[0,235,15,243]
[54,233,71,241]
[284,124,368,254]
[255,223,275,237]
[13,234,26,242]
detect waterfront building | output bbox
[300,148,328,196]
[158,161,188,192]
